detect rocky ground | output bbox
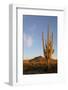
[23,56,57,75]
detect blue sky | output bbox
[23,15,57,59]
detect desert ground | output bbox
[23,56,57,75]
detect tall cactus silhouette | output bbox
[42,23,54,65]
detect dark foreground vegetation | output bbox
[23,56,57,75]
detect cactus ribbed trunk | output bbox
[42,23,54,69]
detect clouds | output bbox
[24,33,33,48]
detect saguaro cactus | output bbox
[42,23,54,65]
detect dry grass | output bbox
[23,56,57,75]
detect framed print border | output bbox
[9,4,64,86]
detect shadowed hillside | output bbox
[23,56,57,75]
